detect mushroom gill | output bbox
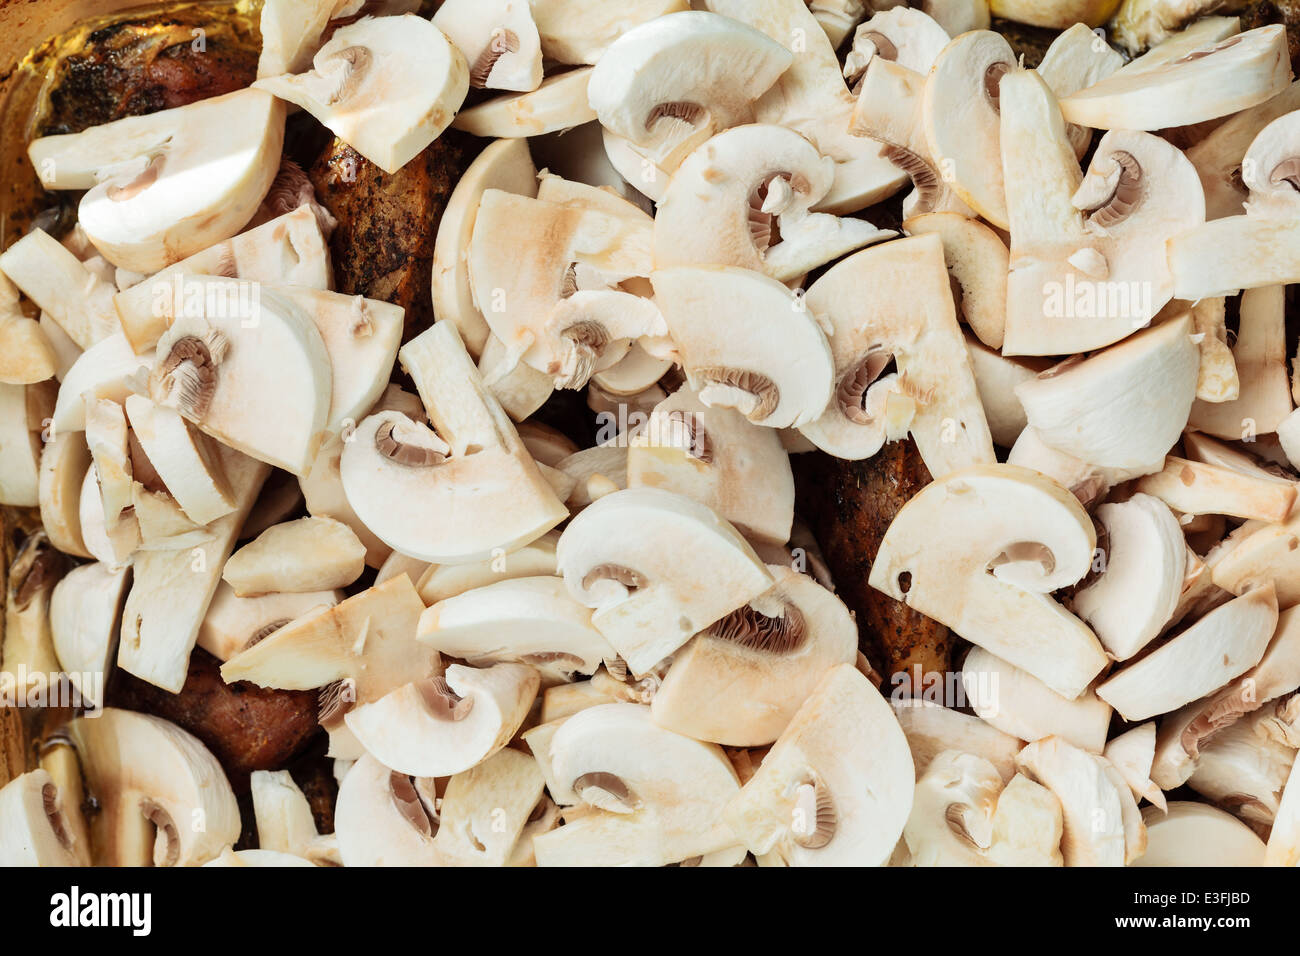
[41,783,74,851]
[153,332,228,420]
[573,771,640,812]
[789,777,836,849]
[389,771,437,838]
[555,320,610,390]
[107,154,164,203]
[880,144,943,212]
[317,45,372,105]
[645,101,707,131]
[983,61,1010,113]
[706,600,808,654]
[836,349,895,424]
[1079,150,1143,229]
[419,676,474,721]
[140,798,180,867]
[374,417,450,467]
[469,28,521,88]
[695,367,780,423]
[658,409,713,465]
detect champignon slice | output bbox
[725,664,913,865]
[197,581,340,662]
[1135,801,1265,866]
[0,229,120,350]
[0,770,88,866]
[79,468,137,571]
[123,394,234,526]
[3,534,66,695]
[1037,22,1125,158]
[905,212,1010,351]
[531,0,687,65]
[223,516,366,597]
[66,708,240,866]
[1111,8,1240,60]
[650,565,858,746]
[986,773,1065,867]
[38,432,93,560]
[416,531,559,605]
[0,382,45,507]
[1188,713,1294,825]
[51,333,153,434]
[1136,457,1296,523]
[869,463,1107,699]
[1104,722,1167,811]
[27,89,284,273]
[533,703,741,866]
[49,561,129,710]
[891,700,1023,783]
[255,15,468,174]
[903,750,1001,866]
[556,487,774,675]
[432,0,543,93]
[453,67,597,137]
[843,7,951,86]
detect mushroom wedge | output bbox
[340,321,567,563]
[1110,8,1240,59]
[868,464,1108,699]
[892,700,1023,783]
[66,709,241,866]
[0,229,120,350]
[796,233,995,473]
[1189,713,1295,825]
[26,89,285,273]
[1135,801,1266,866]
[533,703,742,866]
[431,0,543,93]
[1136,456,1296,523]
[556,487,774,676]
[2,534,66,694]
[50,562,130,710]
[0,770,88,867]
[530,0,688,65]
[905,212,1009,351]
[1036,22,1125,159]
[39,432,93,560]
[903,751,1002,866]
[453,67,598,138]
[223,516,366,596]
[653,124,894,282]
[84,397,141,559]
[197,581,340,662]
[416,531,559,604]
[650,565,858,746]
[651,266,834,430]
[0,271,56,386]
[50,333,153,434]
[724,664,914,866]
[1104,722,1167,811]
[254,14,469,174]
[123,395,235,526]
[0,382,45,507]
[417,575,615,682]
[843,7,952,85]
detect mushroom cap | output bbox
[0,770,87,867]
[904,750,1002,866]
[333,754,442,866]
[1134,801,1265,866]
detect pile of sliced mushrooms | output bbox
[6,0,1300,868]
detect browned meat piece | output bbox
[105,647,320,792]
[793,440,953,693]
[309,133,477,343]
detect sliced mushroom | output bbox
[49,562,129,710]
[1037,22,1125,158]
[251,769,337,862]
[0,272,56,386]
[452,67,597,137]
[477,334,556,422]
[416,530,559,604]
[843,7,951,86]
[891,699,1023,783]
[197,581,340,662]
[1136,456,1295,522]
[2,533,66,691]
[0,382,45,507]
[986,772,1065,867]
[79,466,137,570]
[0,229,119,350]
[1134,800,1265,866]
[1189,712,1295,826]
[222,516,365,597]
[39,431,93,560]
[0,770,88,866]
[1110,7,1240,59]
[1103,722,1167,811]
[906,212,1010,351]
[903,750,1001,866]
[432,0,542,93]
[123,394,234,526]
[51,333,153,434]
[531,0,688,65]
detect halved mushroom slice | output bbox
[724,663,913,865]
[535,290,666,391]
[843,7,951,87]
[531,0,688,64]
[1136,457,1296,522]
[627,387,794,546]
[1269,734,1300,865]
[204,847,317,867]
[84,397,133,535]
[255,15,468,173]
[601,128,674,203]
[1189,712,1294,825]
[796,233,995,474]
[433,138,538,358]
[0,229,119,350]
[984,772,1066,867]
[223,516,365,597]
[148,278,333,476]
[1016,736,1140,866]
[1111,7,1239,59]
[51,333,154,434]
[517,423,579,469]
[1070,493,1186,661]
[256,0,357,77]
[123,394,234,526]
[651,265,833,430]
[0,270,55,386]
[113,206,331,354]
[655,124,894,282]
[1183,430,1294,480]
[532,702,741,866]
[197,581,340,662]
[650,565,858,746]
[27,89,284,273]
[453,67,597,137]
[119,446,270,692]
[341,322,567,563]
[1059,25,1290,131]
[417,575,615,682]
[79,468,138,570]
[39,431,93,560]
[1016,315,1198,468]
[903,750,1001,866]
[0,382,44,507]
[251,768,337,862]
[962,647,1113,754]
[1037,23,1125,159]
[556,487,774,675]
[591,345,673,401]
[66,708,240,866]
[905,212,1009,351]
[963,337,1046,449]
[1136,801,1266,866]
[417,531,559,605]
[892,700,1023,783]
[1189,285,1292,436]
[345,662,539,777]
[0,770,88,866]
[1097,583,1278,721]
[432,0,542,92]
[3,534,66,690]
[477,335,555,422]
[1104,722,1167,811]
[869,464,1108,699]
[49,562,129,710]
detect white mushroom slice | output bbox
[432,0,542,92]
[1269,737,1300,865]
[0,382,44,507]
[0,316,55,387]
[39,431,92,560]
[1189,713,1295,824]
[1183,430,1293,479]
[1111,8,1240,59]
[591,342,672,396]
[534,703,741,866]
[123,394,235,526]
[1016,736,1138,866]
[223,516,365,596]
[433,138,539,358]
[204,847,316,867]
[27,89,284,273]
[255,15,468,174]
[963,647,1112,753]
[651,265,833,430]
[1097,583,1278,721]
[118,447,269,692]
[453,67,597,137]
[1016,316,1198,469]
[251,769,328,860]
[627,387,794,546]
[1071,493,1186,661]
[113,205,331,354]
[51,333,154,434]
[84,398,133,530]
[843,8,951,85]
[1210,504,1300,606]
[66,709,240,866]
[724,664,913,865]
[517,423,579,468]
[654,124,894,282]
[1189,285,1293,436]
[197,581,340,662]
[530,0,687,65]
[79,467,137,570]
[587,11,792,171]
[417,575,615,681]
[869,464,1108,699]
[416,531,559,604]
[1104,722,1166,811]
[986,0,1112,27]
[478,334,554,422]
[1037,23,1125,158]
[651,565,858,746]
[903,750,1001,866]
[962,337,1045,448]
[340,322,567,563]
[345,661,539,777]
[986,773,1064,867]
[905,212,1009,351]
[891,700,1023,782]
[256,0,357,77]
[3,534,64,688]
[373,551,428,588]
[535,290,666,390]
[1060,25,1290,131]
[0,770,88,867]
[1136,457,1296,522]
[797,233,994,472]
[0,229,119,349]
[130,483,204,550]
[556,487,774,675]
[50,562,128,709]
[1138,801,1267,866]
[601,128,672,203]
